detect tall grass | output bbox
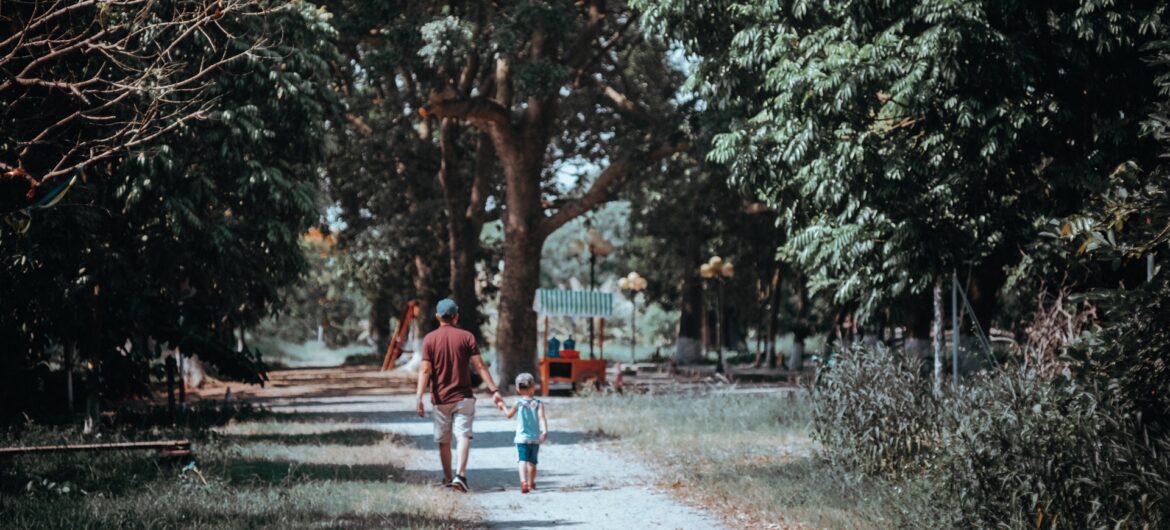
[562,391,922,529]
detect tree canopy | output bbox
[1,0,341,413]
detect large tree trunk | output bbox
[762,268,782,368]
[675,235,705,364]
[492,136,547,387]
[790,271,809,371]
[905,292,934,366]
[437,121,490,346]
[414,255,443,336]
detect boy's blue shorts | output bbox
[517,443,539,464]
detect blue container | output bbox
[547,336,561,358]
[563,336,576,350]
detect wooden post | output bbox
[164,356,177,422]
[64,341,74,413]
[599,318,605,359]
[177,351,186,404]
[543,315,549,358]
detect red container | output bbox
[559,349,580,359]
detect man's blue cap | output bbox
[436,298,459,318]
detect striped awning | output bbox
[534,289,613,317]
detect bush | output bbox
[812,345,941,477]
[938,372,1170,528]
[815,346,1170,528]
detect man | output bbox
[415,298,504,492]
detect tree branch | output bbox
[541,141,688,237]
[421,95,513,132]
[561,0,607,72]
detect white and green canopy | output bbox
[534,288,613,317]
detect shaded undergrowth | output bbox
[1,413,480,529]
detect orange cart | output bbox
[534,288,613,395]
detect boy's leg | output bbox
[517,460,526,485]
[527,462,536,486]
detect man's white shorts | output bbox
[432,397,476,444]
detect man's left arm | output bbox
[469,354,504,407]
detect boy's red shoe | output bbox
[530,482,536,491]
[521,482,530,494]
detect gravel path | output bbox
[264,389,725,530]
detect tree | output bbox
[637,0,1168,366]
[1,0,266,212]
[322,1,502,348]
[419,1,688,384]
[0,1,341,416]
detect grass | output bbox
[561,391,922,529]
[251,338,371,368]
[1,419,481,529]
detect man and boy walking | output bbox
[414,298,548,493]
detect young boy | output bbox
[498,373,548,493]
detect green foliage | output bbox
[253,231,370,347]
[418,16,475,68]
[812,345,941,478]
[1068,274,1170,433]
[0,1,342,409]
[640,0,1169,319]
[816,346,1170,528]
[936,372,1170,529]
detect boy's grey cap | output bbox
[515,373,535,388]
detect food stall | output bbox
[534,288,612,396]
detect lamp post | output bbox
[700,256,735,374]
[619,272,648,363]
[568,223,613,358]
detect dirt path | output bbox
[215,367,725,529]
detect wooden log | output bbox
[0,439,190,456]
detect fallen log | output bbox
[0,439,190,456]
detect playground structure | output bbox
[535,289,612,395]
[381,300,421,371]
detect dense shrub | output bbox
[1068,273,1170,435]
[812,345,941,477]
[937,373,1170,528]
[815,347,1170,528]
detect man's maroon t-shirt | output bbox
[421,324,480,405]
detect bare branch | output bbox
[1,0,272,190]
[541,142,687,237]
[421,95,513,133]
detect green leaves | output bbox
[418,16,475,68]
[0,1,343,396]
[645,0,1169,320]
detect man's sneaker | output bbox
[451,475,469,492]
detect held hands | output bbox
[491,390,505,409]
[416,397,425,418]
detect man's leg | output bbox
[456,434,472,477]
[439,442,453,482]
[433,403,455,483]
[451,398,476,484]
